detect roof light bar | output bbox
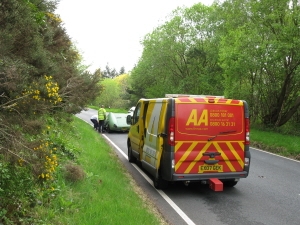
[165,94,224,98]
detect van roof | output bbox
[165,94,225,98]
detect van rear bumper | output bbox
[171,171,248,181]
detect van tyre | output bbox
[128,144,136,163]
[223,179,238,187]
[107,126,111,133]
[154,171,168,189]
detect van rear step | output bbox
[209,178,223,191]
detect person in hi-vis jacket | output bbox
[98,105,106,133]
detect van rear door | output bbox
[142,99,168,175]
[129,101,149,159]
[174,98,246,175]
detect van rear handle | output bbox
[158,133,167,137]
[203,152,221,158]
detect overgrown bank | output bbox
[0,116,167,224]
[0,0,102,223]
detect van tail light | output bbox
[168,117,175,146]
[245,118,250,145]
[244,157,250,167]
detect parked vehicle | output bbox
[104,112,130,133]
[128,106,135,116]
[126,94,251,190]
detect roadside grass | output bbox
[38,117,166,225]
[250,128,300,160]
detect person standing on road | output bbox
[90,115,98,130]
[98,105,106,133]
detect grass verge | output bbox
[37,117,167,225]
[250,128,300,160]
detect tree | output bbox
[102,64,118,79]
[97,74,131,108]
[129,3,224,101]
[119,66,125,75]
[218,0,300,127]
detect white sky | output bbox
[55,0,215,73]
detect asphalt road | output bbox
[76,109,300,225]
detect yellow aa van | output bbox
[126,94,251,190]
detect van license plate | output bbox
[199,165,223,172]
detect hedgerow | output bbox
[0,0,101,223]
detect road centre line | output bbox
[102,134,196,225]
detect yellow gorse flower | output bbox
[20,75,63,106]
[45,13,62,23]
[36,140,59,181]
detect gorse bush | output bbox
[0,0,102,223]
[0,161,35,220]
[0,114,81,223]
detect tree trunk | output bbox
[276,96,300,127]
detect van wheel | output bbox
[128,144,136,163]
[223,179,238,187]
[107,126,112,133]
[154,171,168,189]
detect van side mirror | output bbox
[126,115,132,125]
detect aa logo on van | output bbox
[186,109,208,126]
